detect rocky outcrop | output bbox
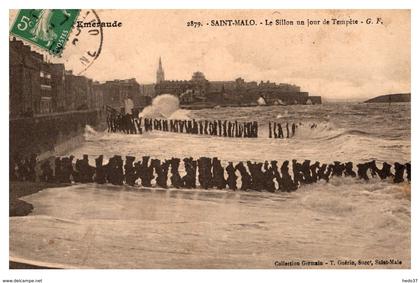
[365,93,410,103]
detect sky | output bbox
[10,9,411,101]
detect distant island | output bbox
[364,93,410,103]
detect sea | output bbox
[10,100,411,268]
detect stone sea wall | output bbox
[10,110,104,159]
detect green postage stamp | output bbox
[10,9,80,55]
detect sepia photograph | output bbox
[5,7,414,276]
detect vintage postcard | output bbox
[8,9,410,270]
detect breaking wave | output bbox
[138,94,191,120]
[84,125,98,139]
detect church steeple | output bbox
[156,57,165,83]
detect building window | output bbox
[40,97,52,114]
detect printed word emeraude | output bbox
[76,21,122,28]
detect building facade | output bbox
[155,71,210,101]
[100,78,151,112]
[140,83,156,97]
[151,54,321,105]
[154,70,321,106]
[10,38,44,117]
[63,71,93,111]
[49,63,66,112]
[10,39,105,118]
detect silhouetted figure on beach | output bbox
[124,156,137,186]
[393,162,406,183]
[212,157,226,189]
[356,162,370,181]
[374,162,393,180]
[78,155,91,183]
[365,160,378,179]
[170,158,183,188]
[263,161,276,193]
[235,161,252,191]
[27,154,37,182]
[330,161,345,178]
[226,162,238,190]
[280,160,297,192]
[271,161,282,191]
[40,160,54,183]
[343,162,357,178]
[406,162,411,182]
[318,163,333,182]
[74,158,83,183]
[138,156,154,187]
[112,155,124,185]
[73,154,90,183]
[292,160,304,185]
[104,156,114,183]
[86,155,96,183]
[54,157,63,183]
[152,159,170,188]
[94,155,106,184]
[182,157,197,188]
[309,161,320,183]
[74,155,94,183]
[301,160,312,184]
[133,160,142,185]
[198,157,213,189]
[291,159,310,185]
[60,156,74,183]
[247,161,264,191]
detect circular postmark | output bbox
[60,9,103,75]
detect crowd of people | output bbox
[10,154,411,193]
[107,113,260,138]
